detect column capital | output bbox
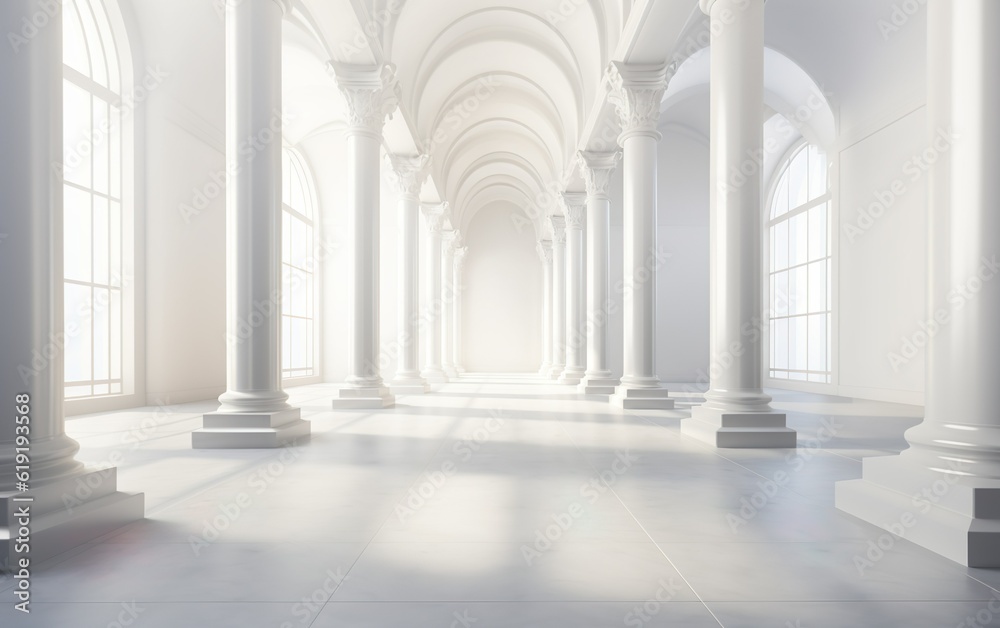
[561,192,587,231]
[454,246,469,268]
[577,151,621,198]
[387,153,431,199]
[422,202,449,234]
[605,61,672,143]
[329,62,400,136]
[549,215,567,245]
[537,239,554,264]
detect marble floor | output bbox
[4,375,1000,627]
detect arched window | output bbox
[62,0,135,399]
[282,149,318,380]
[767,143,831,384]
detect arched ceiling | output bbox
[373,0,627,238]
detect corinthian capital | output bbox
[422,202,449,235]
[387,153,431,198]
[605,61,671,142]
[561,193,587,230]
[329,62,400,135]
[549,215,567,246]
[577,151,621,198]
[537,239,553,264]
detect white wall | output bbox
[131,0,228,405]
[835,107,928,405]
[462,203,543,372]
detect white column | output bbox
[453,245,469,374]
[197,0,310,446]
[838,0,1000,567]
[388,154,431,394]
[606,62,673,409]
[441,231,459,378]
[548,216,567,378]
[577,151,621,394]
[330,64,399,409]
[537,240,555,375]
[560,193,588,384]
[421,203,449,383]
[681,0,794,447]
[0,0,143,565]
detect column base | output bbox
[443,365,459,379]
[331,385,396,409]
[682,405,796,448]
[390,376,430,395]
[578,374,619,395]
[836,455,1000,567]
[193,408,310,449]
[610,384,674,410]
[547,364,566,380]
[559,367,586,386]
[421,368,449,384]
[2,468,144,566]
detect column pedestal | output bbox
[421,203,449,384]
[606,62,673,410]
[577,151,621,396]
[548,216,567,379]
[330,63,399,410]
[196,0,308,445]
[836,0,1000,566]
[0,0,142,564]
[681,0,792,446]
[388,154,431,396]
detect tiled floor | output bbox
[4,376,1000,627]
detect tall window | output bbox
[282,149,318,380]
[768,143,831,383]
[62,0,134,399]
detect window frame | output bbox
[63,0,145,416]
[763,139,837,392]
[280,147,322,387]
